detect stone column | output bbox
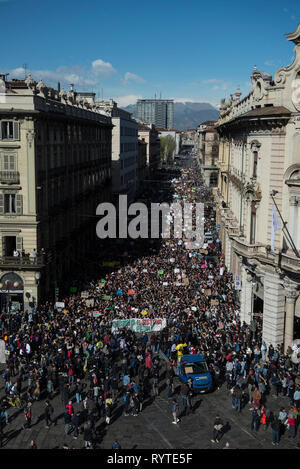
[240,266,252,325]
[283,280,299,352]
[296,199,300,251]
[263,270,285,346]
[225,232,231,271]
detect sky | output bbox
[1,0,300,108]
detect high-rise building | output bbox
[136,99,174,129]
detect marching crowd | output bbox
[0,164,299,449]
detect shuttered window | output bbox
[1,153,17,171]
[0,121,20,140]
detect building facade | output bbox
[136,99,174,130]
[137,123,161,176]
[0,75,112,311]
[215,24,300,350]
[137,139,147,191]
[97,100,138,202]
[195,121,219,188]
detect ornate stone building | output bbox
[0,75,112,311]
[195,121,219,188]
[215,24,300,350]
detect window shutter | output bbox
[15,194,23,215]
[0,193,4,215]
[0,122,2,140]
[13,122,19,140]
[16,236,23,251]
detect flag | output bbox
[271,203,281,251]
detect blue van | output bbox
[178,354,213,393]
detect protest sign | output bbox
[111,318,166,333]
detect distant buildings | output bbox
[137,123,161,175]
[136,99,174,130]
[195,121,219,187]
[96,99,138,202]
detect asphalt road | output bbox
[1,358,299,450]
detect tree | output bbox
[160,135,176,162]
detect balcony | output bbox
[0,255,45,269]
[231,238,300,274]
[0,171,20,184]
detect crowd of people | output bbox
[0,163,299,449]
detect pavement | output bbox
[1,360,299,449]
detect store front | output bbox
[0,272,24,313]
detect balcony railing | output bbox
[0,255,45,268]
[0,171,20,184]
[231,237,300,274]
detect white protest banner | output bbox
[55,302,65,309]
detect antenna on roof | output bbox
[23,63,28,79]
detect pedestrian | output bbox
[260,406,267,431]
[72,411,81,439]
[271,416,280,446]
[287,410,296,439]
[172,399,180,424]
[83,421,93,448]
[250,406,260,432]
[23,402,32,429]
[29,439,37,449]
[112,440,121,449]
[44,400,55,428]
[211,415,224,443]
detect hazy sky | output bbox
[1,0,300,107]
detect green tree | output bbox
[160,135,176,162]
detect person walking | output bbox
[172,399,180,424]
[287,410,296,439]
[72,411,81,439]
[250,406,260,432]
[83,421,93,448]
[23,402,32,429]
[44,400,55,428]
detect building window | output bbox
[253,151,258,178]
[1,153,17,171]
[0,121,20,140]
[4,194,16,213]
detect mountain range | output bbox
[122,101,219,130]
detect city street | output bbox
[0,360,299,450]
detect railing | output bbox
[0,171,20,184]
[232,237,300,270]
[0,255,45,267]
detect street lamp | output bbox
[35,271,41,285]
